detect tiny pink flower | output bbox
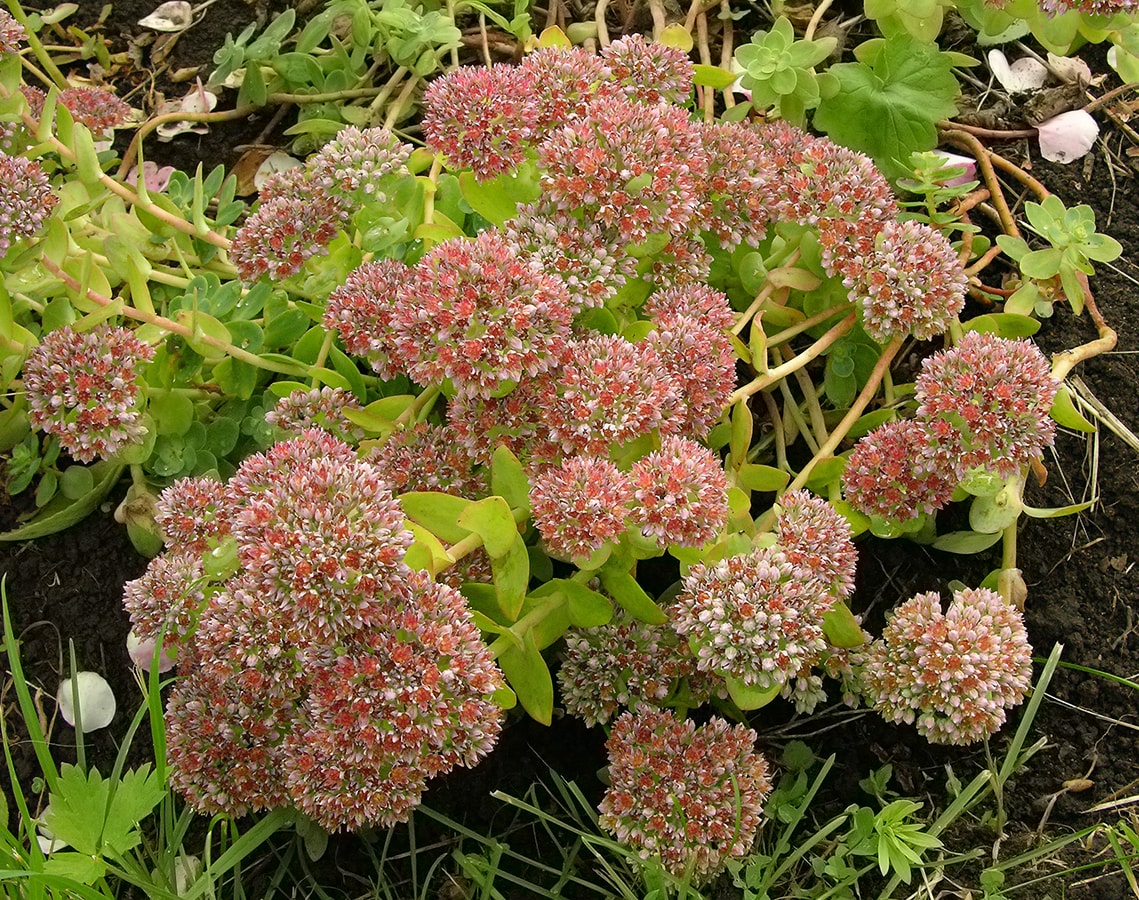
[915,332,1059,479]
[323,258,413,380]
[371,422,489,498]
[530,455,634,561]
[308,125,413,200]
[0,11,26,55]
[543,335,677,457]
[422,64,541,180]
[229,176,349,283]
[154,475,231,552]
[599,709,771,882]
[537,95,708,246]
[122,550,208,646]
[266,386,367,444]
[642,284,736,332]
[698,121,777,250]
[125,161,176,192]
[645,313,736,439]
[395,231,577,398]
[22,325,153,462]
[851,219,968,342]
[520,46,614,133]
[59,87,131,134]
[860,587,1032,745]
[628,436,729,548]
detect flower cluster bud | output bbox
[599,709,771,882]
[859,587,1032,744]
[22,325,153,462]
[0,152,57,258]
[123,430,505,829]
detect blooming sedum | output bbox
[850,220,967,341]
[557,609,698,726]
[646,310,736,439]
[674,547,836,690]
[529,455,633,561]
[322,258,412,379]
[396,231,576,398]
[22,325,153,462]
[308,125,413,202]
[229,174,348,282]
[537,96,708,246]
[58,87,131,134]
[859,587,1032,744]
[266,386,367,443]
[0,152,57,257]
[916,332,1058,479]
[543,335,677,456]
[126,430,505,828]
[599,709,771,882]
[776,489,858,598]
[842,419,956,523]
[0,11,25,54]
[628,436,729,548]
[422,63,540,180]
[600,34,694,105]
[370,422,489,498]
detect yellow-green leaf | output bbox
[599,567,667,625]
[399,491,472,544]
[822,600,866,648]
[497,630,553,724]
[492,532,530,620]
[1049,386,1095,433]
[457,495,517,559]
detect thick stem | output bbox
[729,312,856,404]
[40,258,307,376]
[784,334,905,494]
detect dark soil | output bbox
[2,3,1138,898]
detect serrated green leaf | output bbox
[813,33,958,179]
[554,580,613,628]
[1021,498,1095,519]
[693,63,738,88]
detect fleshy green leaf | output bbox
[724,677,781,710]
[555,580,614,628]
[1049,386,1095,433]
[0,462,124,541]
[492,532,530,621]
[490,445,530,512]
[598,567,667,624]
[497,631,553,724]
[931,529,1003,554]
[456,496,518,559]
[822,601,866,648]
[399,491,472,544]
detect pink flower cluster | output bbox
[859,587,1032,745]
[674,547,836,693]
[557,609,702,726]
[1037,0,1137,14]
[122,430,505,829]
[672,489,857,699]
[0,11,24,55]
[22,325,153,462]
[266,386,367,443]
[528,436,729,560]
[844,220,968,343]
[326,233,576,399]
[844,333,1059,522]
[59,87,131,134]
[599,709,771,882]
[231,126,414,283]
[0,151,57,258]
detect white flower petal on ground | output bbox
[138,1,193,32]
[987,49,1048,93]
[56,671,117,732]
[1037,110,1099,164]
